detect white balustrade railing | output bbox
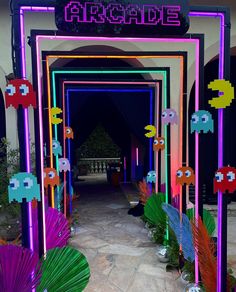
[78,158,120,174]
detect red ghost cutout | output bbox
[5,79,37,109]
[214,166,236,193]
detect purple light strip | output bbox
[190,11,225,289]
[124,157,127,183]
[36,34,199,266]
[194,40,200,284]
[19,6,54,255]
[218,13,225,292]
[19,7,35,253]
[35,37,47,254]
[20,8,225,282]
[63,80,159,186]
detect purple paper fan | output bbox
[32,207,70,253]
[0,244,41,292]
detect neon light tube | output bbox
[61,81,159,217]
[189,11,225,286]
[46,53,183,200]
[23,11,196,258]
[41,50,185,212]
[20,6,225,285]
[64,88,155,209]
[49,67,169,210]
[124,156,127,183]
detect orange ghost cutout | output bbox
[153,137,165,151]
[176,166,195,186]
[44,168,60,187]
[65,127,74,139]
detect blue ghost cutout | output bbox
[191,110,214,134]
[52,139,62,156]
[8,172,41,203]
[146,170,156,183]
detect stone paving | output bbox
[70,177,185,292]
[70,175,236,291]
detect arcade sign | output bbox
[55,0,190,37]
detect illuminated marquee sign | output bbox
[55,0,190,36]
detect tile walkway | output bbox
[70,177,186,291]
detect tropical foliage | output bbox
[37,246,90,292]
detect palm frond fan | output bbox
[186,208,216,236]
[36,246,90,292]
[32,207,70,253]
[162,203,195,262]
[138,180,151,205]
[144,193,166,226]
[0,244,41,292]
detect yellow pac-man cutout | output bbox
[208,79,235,109]
[144,125,156,138]
[50,107,63,125]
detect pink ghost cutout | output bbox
[161,108,178,125]
[59,158,71,172]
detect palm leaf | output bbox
[138,180,151,205]
[162,203,195,262]
[0,244,41,292]
[45,207,71,250]
[36,246,90,292]
[144,193,166,226]
[192,218,232,292]
[32,207,70,253]
[187,208,216,236]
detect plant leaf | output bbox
[0,244,41,292]
[162,203,195,262]
[138,180,151,205]
[36,246,90,292]
[187,208,216,236]
[144,193,166,226]
[32,207,70,253]
[192,217,232,292]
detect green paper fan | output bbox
[36,246,90,292]
[144,193,166,226]
[186,208,216,236]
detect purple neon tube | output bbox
[21,4,201,272]
[20,8,225,287]
[190,11,225,290]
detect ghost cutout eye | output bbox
[62,160,67,166]
[201,114,209,123]
[159,139,164,145]
[48,171,56,179]
[147,173,151,177]
[162,111,167,118]
[154,139,158,145]
[23,177,33,189]
[66,128,71,134]
[177,170,183,177]
[185,170,191,177]
[152,172,156,178]
[169,111,174,118]
[215,172,224,182]
[192,114,199,124]
[9,178,20,190]
[52,142,58,149]
[6,84,16,96]
[20,84,29,96]
[227,171,235,182]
